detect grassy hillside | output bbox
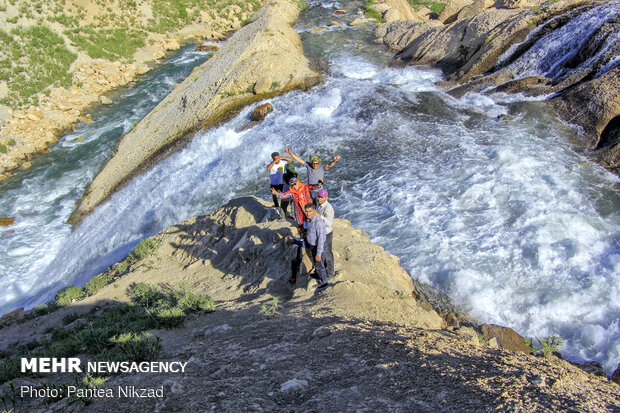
[0,0,262,108]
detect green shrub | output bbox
[109,332,162,361]
[537,335,563,358]
[129,238,160,261]
[153,306,186,328]
[0,358,21,385]
[1,284,214,385]
[84,274,115,295]
[127,282,161,307]
[55,285,87,307]
[177,288,215,312]
[7,138,15,146]
[363,0,385,22]
[260,296,279,318]
[408,0,446,15]
[0,145,6,153]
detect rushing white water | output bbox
[1,3,619,374]
[503,1,620,80]
[0,43,212,310]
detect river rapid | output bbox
[1,1,619,373]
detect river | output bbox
[1,1,619,373]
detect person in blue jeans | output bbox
[285,203,329,290]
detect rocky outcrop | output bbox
[377,0,620,173]
[481,324,534,354]
[551,68,620,171]
[2,196,619,411]
[70,0,320,224]
[439,0,474,23]
[376,20,442,51]
[393,8,529,77]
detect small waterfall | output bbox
[502,1,620,80]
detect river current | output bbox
[1,1,619,373]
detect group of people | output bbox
[267,147,339,291]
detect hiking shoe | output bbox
[316,282,329,291]
[288,276,296,284]
[308,272,321,280]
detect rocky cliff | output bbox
[1,197,618,411]
[375,0,620,174]
[69,0,320,224]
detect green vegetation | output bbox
[0,25,75,107]
[65,26,146,61]
[524,335,564,357]
[408,0,446,15]
[0,382,22,413]
[54,285,88,306]
[260,296,280,318]
[530,5,543,15]
[363,0,385,23]
[0,283,215,385]
[1,0,266,109]
[0,145,6,154]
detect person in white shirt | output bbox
[266,151,292,213]
[316,189,335,279]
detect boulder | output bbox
[481,324,534,354]
[439,0,474,23]
[0,217,15,227]
[381,0,423,23]
[570,361,606,377]
[612,363,620,385]
[457,0,494,20]
[195,43,221,52]
[350,17,373,26]
[250,103,273,121]
[0,307,24,323]
[70,0,320,224]
[376,20,439,52]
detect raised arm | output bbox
[285,147,306,165]
[266,155,291,171]
[325,154,340,171]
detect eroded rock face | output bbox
[551,68,620,151]
[394,8,526,76]
[439,0,474,23]
[70,0,320,224]
[376,20,441,51]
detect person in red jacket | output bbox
[271,177,314,233]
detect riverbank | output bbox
[0,0,266,181]
[69,0,320,224]
[1,197,618,411]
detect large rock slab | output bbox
[70,0,320,223]
[394,8,527,76]
[376,20,441,51]
[550,68,620,171]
